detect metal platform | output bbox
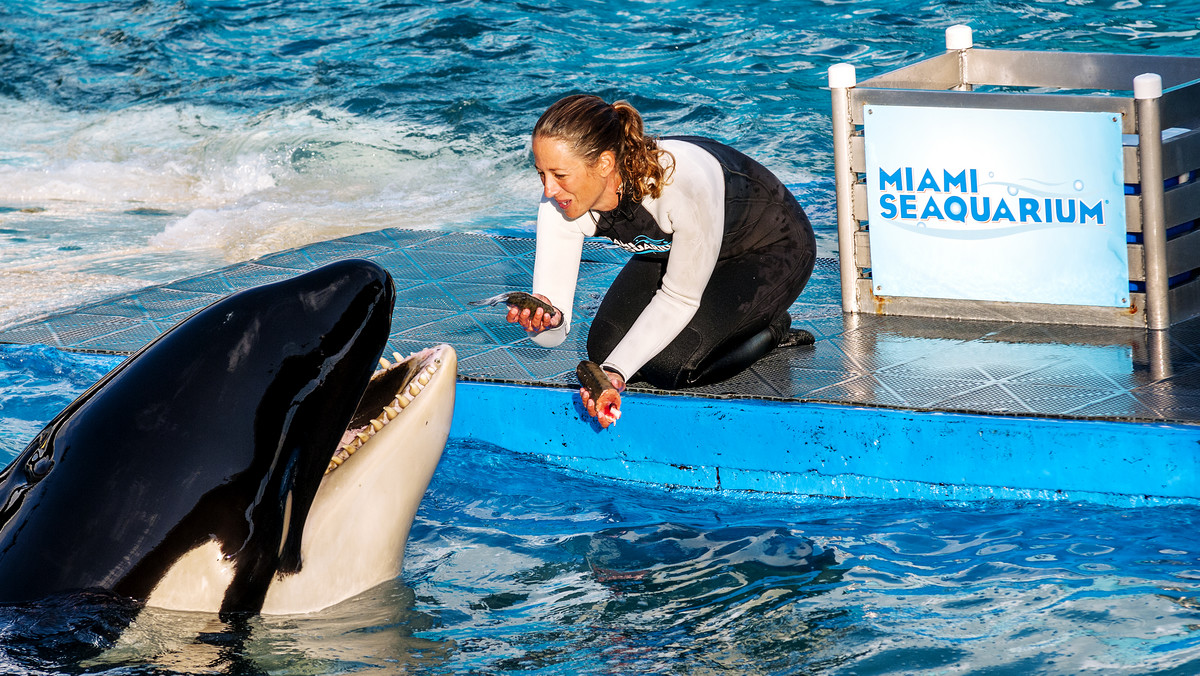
[2,226,1199,425]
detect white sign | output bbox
[864,105,1129,307]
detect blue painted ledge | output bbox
[450,380,1200,507]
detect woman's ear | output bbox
[596,149,617,178]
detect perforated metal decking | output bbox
[2,227,1198,424]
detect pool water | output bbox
[0,343,1198,674]
[4,1,1200,326]
[3,0,1200,672]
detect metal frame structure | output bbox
[830,26,1200,329]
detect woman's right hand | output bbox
[506,293,562,334]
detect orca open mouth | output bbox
[325,345,451,475]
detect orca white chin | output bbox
[146,344,457,615]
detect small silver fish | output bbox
[470,291,560,317]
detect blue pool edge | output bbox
[450,379,1200,507]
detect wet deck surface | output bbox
[2,227,1199,424]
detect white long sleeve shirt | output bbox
[528,139,726,380]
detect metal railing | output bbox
[830,26,1200,328]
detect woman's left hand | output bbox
[579,368,625,428]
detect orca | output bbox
[0,258,456,617]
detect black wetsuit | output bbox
[530,136,815,389]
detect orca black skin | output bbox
[0,258,394,615]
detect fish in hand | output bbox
[576,360,622,428]
[471,291,560,317]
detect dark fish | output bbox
[576,360,621,423]
[471,291,560,317]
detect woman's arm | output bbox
[527,197,588,347]
[601,141,726,379]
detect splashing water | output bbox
[5,1,1198,327]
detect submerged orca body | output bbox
[0,259,456,616]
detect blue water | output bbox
[4,0,1200,325]
[3,0,1200,673]
[1,343,1199,673]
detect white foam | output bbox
[0,98,540,322]
[0,97,537,228]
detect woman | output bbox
[508,94,815,427]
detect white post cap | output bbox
[945,24,973,50]
[828,63,857,89]
[1134,72,1163,100]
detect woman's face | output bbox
[532,135,619,220]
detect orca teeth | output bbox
[324,352,441,475]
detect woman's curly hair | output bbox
[533,94,674,202]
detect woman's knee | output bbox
[633,327,705,389]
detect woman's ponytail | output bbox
[533,95,673,202]
[611,101,673,201]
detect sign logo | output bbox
[864,105,1129,308]
[615,234,672,254]
[876,167,1105,228]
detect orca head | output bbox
[0,258,454,616]
[258,341,456,614]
